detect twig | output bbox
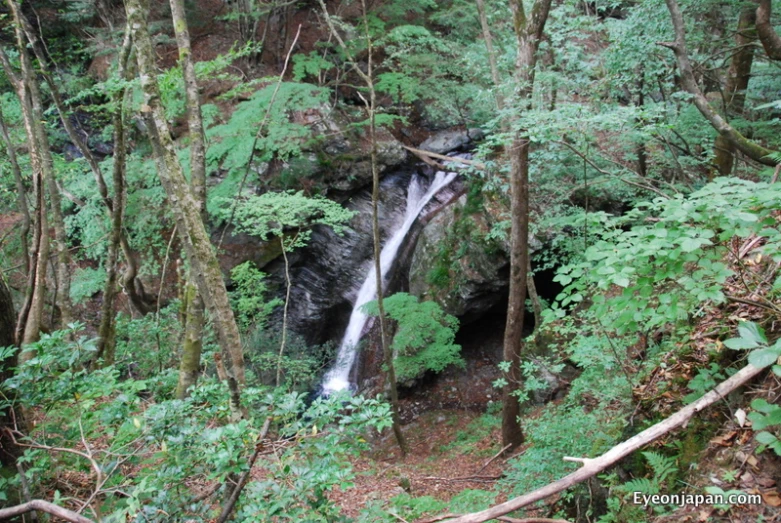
[16,462,38,522]
[420,475,501,482]
[475,443,512,475]
[423,362,766,523]
[497,518,572,523]
[216,416,272,523]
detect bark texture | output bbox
[94,25,133,365]
[501,0,553,452]
[0,103,30,273]
[126,0,245,407]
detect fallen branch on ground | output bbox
[419,362,764,523]
[421,475,501,482]
[0,500,94,523]
[476,443,512,475]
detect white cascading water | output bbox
[321,170,458,394]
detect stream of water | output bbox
[321,170,458,394]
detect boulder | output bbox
[419,128,484,155]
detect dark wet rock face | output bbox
[408,194,509,322]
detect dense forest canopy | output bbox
[0,0,780,521]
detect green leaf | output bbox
[749,347,781,368]
[755,431,779,445]
[723,338,758,350]
[738,322,767,345]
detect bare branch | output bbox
[0,500,94,523]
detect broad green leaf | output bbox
[749,347,781,368]
[738,322,767,345]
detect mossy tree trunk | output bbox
[0,104,30,275]
[126,0,245,413]
[95,26,133,366]
[169,0,208,399]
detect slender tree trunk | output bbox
[175,283,203,398]
[361,0,406,455]
[169,0,209,398]
[126,0,245,411]
[713,6,757,177]
[0,46,49,353]
[16,43,73,331]
[316,0,407,453]
[95,26,133,366]
[5,5,74,330]
[13,5,151,318]
[501,0,553,452]
[275,240,292,387]
[477,0,543,335]
[0,104,30,274]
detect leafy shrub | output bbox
[363,292,464,382]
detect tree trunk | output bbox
[663,0,777,168]
[6,5,74,330]
[501,0,553,452]
[362,0,407,455]
[0,104,30,274]
[713,5,757,177]
[0,46,49,353]
[169,0,209,397]
[0,269,21,466]
[176,284,203,399]
[756,0,781,60]
[95,26,133,366]
[126,0,245,410]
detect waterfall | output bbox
[321,169,458,394]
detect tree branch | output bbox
[0,500,94,523]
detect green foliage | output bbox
[749,398,781,456]
[230,261,282,331]
[598,451,679,523]
[723,321,781,370]
[114,302,188,387]
[363,293,463,382]
[551,178,781,335]
[218,190,355,249]
[206,82,328,196]
[1,326,392,522]
[243,328,337,392]
[69,266,106,304]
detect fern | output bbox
[642,451,677,485]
